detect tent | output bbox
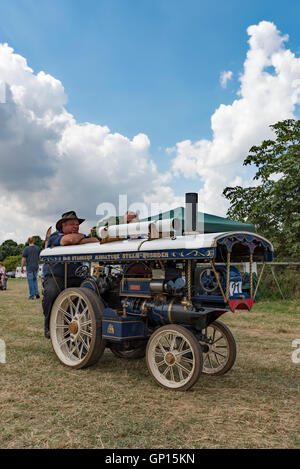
[140,207,255,234]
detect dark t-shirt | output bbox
[42,231,89,279]
[22,245,41,272]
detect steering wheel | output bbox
[199,268,223,293]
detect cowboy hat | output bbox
[56,211,85,231]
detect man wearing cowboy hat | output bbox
[42,211,99,339]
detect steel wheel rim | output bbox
[201,324,230,374]
[51,292,93,366]
[148,329,196,389]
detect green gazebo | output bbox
[141,207,255,234]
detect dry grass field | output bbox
[0,279,299,449]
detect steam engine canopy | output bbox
[215,233,273,262]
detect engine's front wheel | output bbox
[200,320,236,375]
[146,325,203,391]
[50,287,106,369]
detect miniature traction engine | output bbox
[40,193,273,391]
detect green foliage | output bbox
[0,235,44,261]
[3,255,22,272]
[0,240,24,261]
[223,119,300,260]
[259,267,300,300]
[90,227,100,239]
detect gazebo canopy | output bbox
[141,206,255,233]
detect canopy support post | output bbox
[210,260,227,303]
[225,252,231,302]
[249,253,253,298]
[49,264,61,293]
[64,263,68,289]
[253,262,266,300]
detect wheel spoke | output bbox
[162,366,171,377]
[58,337,71,348]
[58,306,72,320]
[176,347,192,358]
[56,324,70,329]
[169,366,175,382]
[80,319,92,328]
[164,334,173,349]
[158,340,167,355]
[203,353,210,365]
[214,351,227,359]
[176,361,191,375]
[78,306,89,318]
[178,337,185,352]
[178,366,184,381]
[78,333,89,351]
[75,298,83,316]
[156,359,166,367]
[68,298,77,316]
[213,335,223,344]
[169,334,177,352]
[207,352,214,369]
[80,329,92,338]
[180,356,194,365]
[213,352,222,366]
[68,343,77,357]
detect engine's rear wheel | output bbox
[50,287,106,369]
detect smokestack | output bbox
[185,192,198,234]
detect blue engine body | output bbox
[102,308,148,341]
[194,266,249,303]
[81,265,249,342]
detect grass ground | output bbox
[0,279,299,449]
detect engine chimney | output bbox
[185,192,198,235]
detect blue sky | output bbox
[0,0,300,241]
[1,0,299,171]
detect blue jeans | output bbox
[27,270,39,299]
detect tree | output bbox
[0,235,45,261]
[0,240,23,261]
[3,255,22,272]
[223,119,300,260]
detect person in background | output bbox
[0,261,7,290]
[44,226,52,249]
[42,210,99,339]
[124,211,148,240]
[21,237,41,300]
[124,211,143,239]
[124,211,139,224]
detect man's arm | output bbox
[60,233,85,246]
[21,257,26,273]
[21,246,27,273]
[79,237,99,244]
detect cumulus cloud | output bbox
[0,43,176,243]
[170,21,300,216]
[220,70,233,88]
[1,20,300,243]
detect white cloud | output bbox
[0,20,300,244]
[170,21,300,216]
[220,70,233,88]
[0,43,177,243]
